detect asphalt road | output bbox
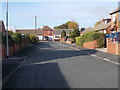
[4,41,118,88]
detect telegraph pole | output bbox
[6,0,9,57]
[35,16,37,35]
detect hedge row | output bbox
[76,31,105,48]
[1,32,38,46]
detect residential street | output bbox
[4,41,118,88]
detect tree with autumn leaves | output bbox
[54,21,79,30]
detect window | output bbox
[55,35,59,38]
[112,14,116,22]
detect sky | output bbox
[0,0,119,31]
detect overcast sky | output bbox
[1,0,119,31]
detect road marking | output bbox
[62,43,120,65]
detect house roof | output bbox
[93,22,111,31]
[54,29,74,35]
[83,27,95,34]
[110,7,120,15]
[16,28,43,35]
[83,20,111,34]
[42,26,53,31]
[0,20,6,33]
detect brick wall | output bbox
[43,30,53,36]
[0,44,6,59]
[60,38,65,42]
[0,40,30,59]
[107,38,120,55]
[9,45,15,56]
[83,40,97,49]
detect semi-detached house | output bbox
[16,25,73,41]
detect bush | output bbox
[30,34,37,43]
[12,32,21,44]
[76,36,84,46]
[61,30,66,37]
[92,32,105,48]
[76,31,105,48]
[2,34,14,46]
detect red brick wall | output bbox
[9,45,15,56]
[0,44,6,59]
[14,43,21,53]
[43,30,53,36]
[0,41,30,59]
[107,38,120,55]
[60,38,65,42]
[83,40,97,49]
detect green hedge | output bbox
[12,32,21,44]
[76,31,105,48]
[92,32,105,48]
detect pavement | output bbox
[2,43,36,88]
[62,42,120,65]
[2,41,119,88]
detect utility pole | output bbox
[35,16,37,35]
[6,0,9,57]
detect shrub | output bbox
[92,32,105,48]
[30,34,37,43]
[76,36,84,46]
[12,32,21,44]
[61,30,66,37]
[2,34,14,46]
[76,31,105,48]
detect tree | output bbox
[94,20,102,26]
[8,30,14,36]
[66,21,79,30]
[30,34,37,43]
[12,32,21,44]
[61,30,66,37]
[54,20,79,29]
[73,29,80,37]
[80,27,85,32]
[54,24,68,29]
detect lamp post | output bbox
[35,16,37,35]
[6,0,9,57]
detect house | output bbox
[82,27,95,35]
[16,26,53,41]
[0,20,6,35]
[53,29,74,41]
[93,19,111,33]
[83,19,111,34]
[16,26,74,41]
[42,26,53,41]
[110,7,120,32]
[16,28,43,40]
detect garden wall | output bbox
[60,38,65,42]
[107,38,120,55]
[83,40,97,49]
[0,41,29,59]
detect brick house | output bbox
[94,19,112,34]
[0,20,6,59]
[0,20,6,35]
[16,28,43,40]
[16,26,54,41]
[83,19,111,34]
[110,7,120,32]
[16,26,73,41]
[42,26,53,41]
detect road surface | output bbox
[4,41,118,88]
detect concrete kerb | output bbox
[61,42,120,65]
[2,44,36,88]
